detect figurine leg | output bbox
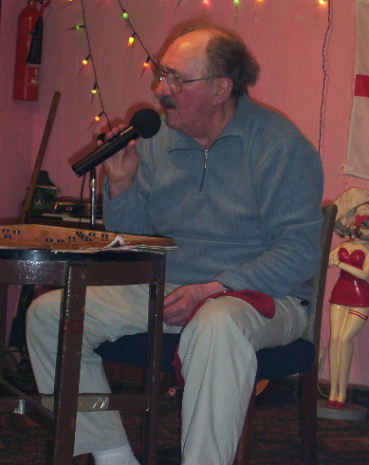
[328,304,347,403]
[336,308,368,404]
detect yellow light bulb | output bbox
[128,35,135,46]
[95,111,104,122]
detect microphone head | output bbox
[130,108,161,139]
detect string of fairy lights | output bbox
[67,0,163,129]
[65,0,329,129]
[318,0,332,154]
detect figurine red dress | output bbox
[330,247,369,307]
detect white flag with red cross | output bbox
[344,0,369,179]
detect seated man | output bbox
[26,20,323,465]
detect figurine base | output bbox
[317,399,368,421]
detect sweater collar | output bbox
[165,95,250,151]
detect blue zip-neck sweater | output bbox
[103,95,323,303]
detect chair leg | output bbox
[233,386,256,465]
[299,370,318,465]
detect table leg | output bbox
[0,283,8,379]
[143,259,165,465]
[52,262,88,465]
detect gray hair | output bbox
[171,20,260,99]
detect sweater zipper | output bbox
[199,148,209,191]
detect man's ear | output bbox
[213,77,233,103]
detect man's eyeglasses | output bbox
[155,69,218,94]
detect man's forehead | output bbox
[160,31,211,71]
[169,29,213,52]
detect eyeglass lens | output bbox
[160,71,182,93]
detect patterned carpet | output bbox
[0,356,368,465]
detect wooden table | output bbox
[0,244,167,465]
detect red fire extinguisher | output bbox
[13,0,50,101]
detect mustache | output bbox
[159,95,177,109]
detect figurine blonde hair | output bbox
[333,187,369,239]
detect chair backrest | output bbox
[303,204,337,362]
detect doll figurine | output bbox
[327,189,369,408]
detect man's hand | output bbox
[98,124,140,199]
[163,281,225,326]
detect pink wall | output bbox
[1,0,368,387]
[0,0,34,221]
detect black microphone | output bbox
[72,108,161,177]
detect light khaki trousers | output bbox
[26,283,307,465]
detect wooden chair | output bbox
[234,202,337,464]
[96,203,337,465]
